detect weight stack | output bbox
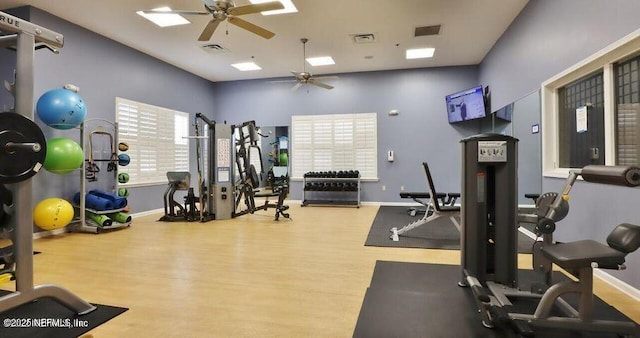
[460,134,519,288]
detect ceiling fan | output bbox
[143,0,284,41]
[279,38,339,91]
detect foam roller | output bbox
[580,165,640,187]
[107,212,131,224]
[86,211,112,227]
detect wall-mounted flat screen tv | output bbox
[445,85,486,124]
[494,103,513,122]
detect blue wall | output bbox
[212,67,481,202]
[479,0,640,288]
[3,7,218,215]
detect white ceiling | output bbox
[1,0,529,83]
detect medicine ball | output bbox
[117,172,130,184]
[118,153,130,166]
[117,188,130,197]
[36,88,87,130]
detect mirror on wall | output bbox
[483,90,542,205]
[257,126,290,188]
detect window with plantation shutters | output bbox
[115,97,189,186]
[291,113,378,179]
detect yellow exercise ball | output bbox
[33,198,74,230]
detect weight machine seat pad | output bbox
[524,193,540,199]
[399,192,446,199]
[447,192,461,198]
[541,240,626,270]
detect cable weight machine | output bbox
[160,114,289,222]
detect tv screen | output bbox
[445,85,486,124]
[494,103,513,122]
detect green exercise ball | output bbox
[43,138,84,174]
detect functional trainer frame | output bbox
[0,10,95,315]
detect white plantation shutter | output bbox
[116,97,189,186]
[291,113,378,179]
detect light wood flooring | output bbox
[1,204,639,337]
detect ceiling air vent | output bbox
[414,25,441,37]
[351,33,376,44]
[201,43,228,53]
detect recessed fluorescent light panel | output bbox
[249,0,298,15]
[306,56,335,66]
[231,62,262,71]
[406,47,435,59]
[136,7,190,27]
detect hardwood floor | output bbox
[2,204,639,337]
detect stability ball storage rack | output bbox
[72,119,132,234]
[0,10,96,315]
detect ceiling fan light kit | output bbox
[141,0,284,41]
[143,2,338,90]
[288,38,338,90]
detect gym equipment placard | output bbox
[477,141,507,162]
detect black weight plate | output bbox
[0,113,47,183]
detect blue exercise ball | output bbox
[36,88,87,130]
[118,153,130,166]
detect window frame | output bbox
[115,97,190,187]
[290,112,378,181]
[542,28,640,178]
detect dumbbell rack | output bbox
[301,171,361,208]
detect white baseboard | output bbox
[32,208,164,239]
[33,227,67,239]
[594,269,640,302]
[130,208,163,218]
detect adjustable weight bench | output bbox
[399,191,446,217]
[390,162,460,241]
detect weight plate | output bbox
[0,113,47,183]
[535,192,569,222]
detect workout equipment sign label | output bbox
[477,141,507,162]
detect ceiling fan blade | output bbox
[141,10,209,16]
[198,20,221,41]
[307,79,334,90]
[291,82,304,91]
[269,79,298,84]
[228,2,284,16]
[228,16,275,39]
[313,76,340,81]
